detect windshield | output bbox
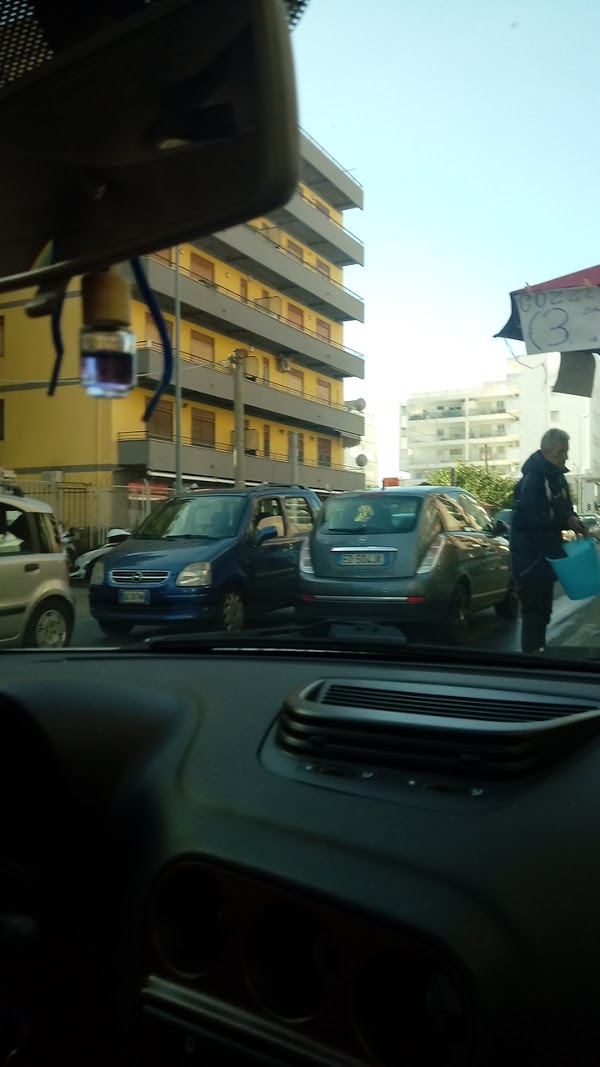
[135,496,246,539]
[2,0,600,663]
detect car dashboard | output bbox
[0,646,599,1066]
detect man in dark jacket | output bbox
[510,428,586,653]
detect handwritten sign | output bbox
[515,286,600,355]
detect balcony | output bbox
[138,258,364,381]
[197,224,364,323]
[117,433,366,493]
[408,410,466,422]
[299,130,363,211]
[468,429,519,441]
[267,190,363,267]
[136,344,364,444]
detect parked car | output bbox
[89,486,321,636]
[0,492,75,648]
[70,529,130,581]
[297,485,517,643]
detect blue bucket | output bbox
[548,538,600,600]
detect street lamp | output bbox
[229,349,246,488]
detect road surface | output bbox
[70,583,596,654]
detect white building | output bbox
[399,370,521,481]
[517,352,600,512]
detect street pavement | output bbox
[70,582,599,654]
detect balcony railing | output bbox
[468,429,518,439]
[146,258,364,362]
[118,431,357,473]
[248,224,364,299]
[408,411,465,421]
[136,341,355,414]
[293,189,364,245]
[300,127,364,189]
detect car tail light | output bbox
[416,536,444,574]
[299,539,315,575]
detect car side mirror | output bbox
[493,520,509,537]
[256,525,278,545]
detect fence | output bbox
[16,479,142,552]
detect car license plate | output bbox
[339,552,386,566]
[118,590,150,604]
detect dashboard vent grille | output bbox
[322,683,583,723]
[276,680,600,781]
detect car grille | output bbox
[110,570,169,586]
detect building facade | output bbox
[0,131,365,529]
[517,352,600,512]
[400,372,521,481]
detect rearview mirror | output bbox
[494,520,509,538]
[0,0,299,293]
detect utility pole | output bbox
[174,245,183,494]
[232,349,246,488]
[289,431,299,484]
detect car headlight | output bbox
[176,562,212,587]
[90,560,105,585]
[299,538,315,575]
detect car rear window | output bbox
[320,495,422,534]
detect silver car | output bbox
[0,492,75,648]
[297,486,517,643]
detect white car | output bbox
[70,529,130,581]
[0,492,74,648]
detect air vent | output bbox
[322,682,587,723]
[275,680,600,781]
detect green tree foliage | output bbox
[424,464,517,511]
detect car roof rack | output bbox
[255,482,313,490]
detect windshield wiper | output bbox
[126,619,409,655]
[325,527,370,533]
[162,534,220,540]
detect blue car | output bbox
[89,485,321,636]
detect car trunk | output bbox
[310,529,423,580]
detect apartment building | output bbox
[0,131,365,524]
[400,373,521,481]
[517,352,600,511]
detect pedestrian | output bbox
[510,428,587,653]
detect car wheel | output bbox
[445,584,470,645]
[98,621,134,637]
[495,581,519,621]
[24,599,73,649]
[217,588,245,631]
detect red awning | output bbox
[512,264,600,295]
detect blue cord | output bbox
[48,300,65,396]
[130,257,173,421]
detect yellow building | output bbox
[0,131,364,528]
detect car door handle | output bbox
[24,563,39,573]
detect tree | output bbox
[424,463,517,512]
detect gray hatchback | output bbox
[297,486,517,642]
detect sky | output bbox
[291,0,600,474]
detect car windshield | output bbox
[135,496,246,540]
[1,0,600,664]
[321,495,421,535]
